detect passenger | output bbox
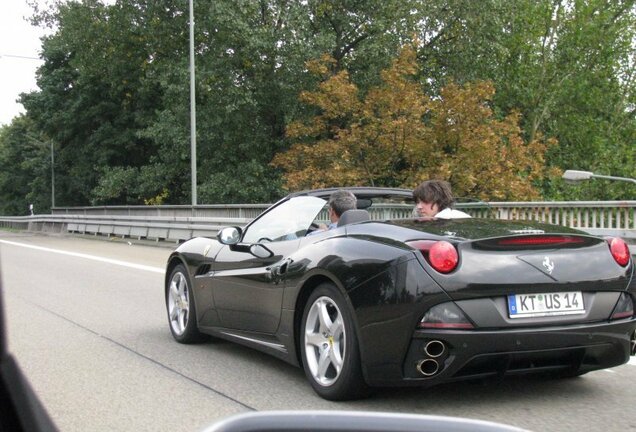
[413,180,471,219]
[308,190,357,235]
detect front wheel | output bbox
[300,282,368,400]
[166,264,205,343]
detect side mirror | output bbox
[249,244,274,259]
[217,227,242,245]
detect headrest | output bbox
[337,209,370,227]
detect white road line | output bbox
[629,357,636,366]
[0,239,164,274]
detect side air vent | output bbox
[195,264,211,276]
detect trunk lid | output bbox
[393,218,633,299]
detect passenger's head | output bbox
[328,190,357,221]
[413,180,454,217]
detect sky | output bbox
[0,1,49,127]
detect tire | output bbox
[166,264,205,344]
[300,282,369,400]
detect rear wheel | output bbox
[300,282,368,400]
[166,264,205,343]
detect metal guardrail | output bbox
[0,214,252,243]
[0,201,634,247]
[51,204,269,219]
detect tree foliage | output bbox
[0,118,52,215]
[0,0,633,214]
[415,0,636,200]
[273,47,557,200]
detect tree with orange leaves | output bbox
[272,45,558,200]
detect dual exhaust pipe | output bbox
[416,340,447,377]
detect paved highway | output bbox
[1,231,635,432]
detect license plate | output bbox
[508,292,584,318]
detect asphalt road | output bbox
[1,231,635,432]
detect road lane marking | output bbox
[0,239,164,274]
[629,357,636,366]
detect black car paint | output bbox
[167,222,431,366]
[397,319,635,385]
[211,239,299,333]
[166,195,634,388]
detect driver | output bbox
[308,190,357,235]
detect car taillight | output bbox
[608,237,630,267]
[408,240,459,273]
[430,241,459,273]
[610,293,634,320]
[497,236,585,246]
[419,302,474,329]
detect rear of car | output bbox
[401,227,634,384]
[345,217,634,386]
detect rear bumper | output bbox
[363,318,636,386]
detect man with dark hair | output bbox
[413,180,470,219]
[309,190,357,234]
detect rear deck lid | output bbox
[413,231,632,300]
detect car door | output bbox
[211,196,326,333]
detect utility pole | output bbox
[50,139,55,208]
[189,0,197,206]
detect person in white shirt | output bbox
[413,180,471,219]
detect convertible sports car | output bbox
[164,187,635,400]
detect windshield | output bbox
[242,196,327,243]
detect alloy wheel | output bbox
[303,296,346,386]
[168,271,189,336]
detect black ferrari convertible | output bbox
[164,187,635,400]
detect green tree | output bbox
[416,0,636,200]
[0,117,52,215]
[273,47,557,200]
[6,0,632,210]
[22,0,168,205]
